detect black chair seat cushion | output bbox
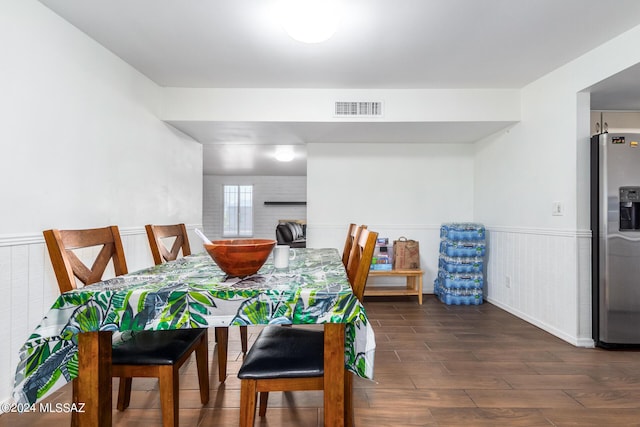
[237,325,324,380]
[112,328,205,365]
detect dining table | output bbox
[12,247,375,426]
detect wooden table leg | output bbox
[215,327,229,382]
[324,323,345,427]
[77,331,112,427]
[344,371,354,427]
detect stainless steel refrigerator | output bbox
[592,132,640,347]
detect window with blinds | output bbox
[223,185,253,237]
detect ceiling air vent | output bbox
[334,101,383,117]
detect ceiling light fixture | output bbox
[278,0,343,44]
[275,146,295,162]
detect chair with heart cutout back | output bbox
[145,223,249,382]
[44,225,209,427]
[237,228,378,427]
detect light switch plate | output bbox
[552,201,564,216]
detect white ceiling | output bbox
[39,0,640,175]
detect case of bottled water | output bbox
[438,255,483,273]
[439,240,486,257]
[435,284,484,305]
[439,223,486,241]
[437,271,484,289]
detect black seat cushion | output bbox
[237,326,324,380]
[112,329,205,365]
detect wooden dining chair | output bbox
[145,223,248,381]
[344,224,367,285]
[346,227,378,300]
[342,223,368,267]
[341,223,357,267]
[145,223,192,265]
[43,226,209,427]
[237,229,379,427]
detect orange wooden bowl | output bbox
[204,239,276,277]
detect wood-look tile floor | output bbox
[4,295,640,426]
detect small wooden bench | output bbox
[365,269,424,304]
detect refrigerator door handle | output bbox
[608,233,640,243]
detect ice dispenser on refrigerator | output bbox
[619,187,640,230]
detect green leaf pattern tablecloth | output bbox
[12,248,375,405]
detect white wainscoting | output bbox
[484,226,593,347]
[0,224,202,405]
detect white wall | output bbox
[203,175,307,242]
[475,23,640,346]
[307,142,475,290]
[0,0,203,404]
